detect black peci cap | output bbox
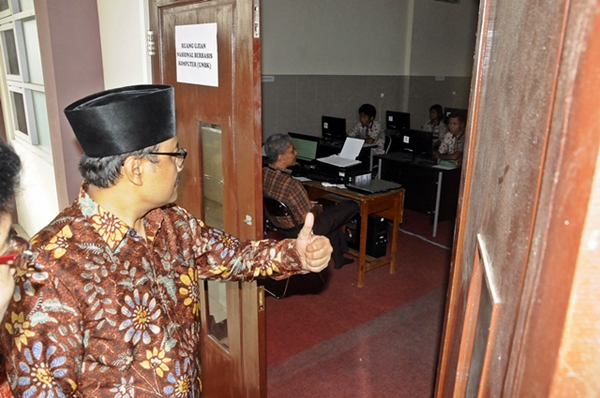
[64,84,176,158]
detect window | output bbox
[0,0,49,150]
[0,0,10,19]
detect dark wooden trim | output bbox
[507,1,600,394]
[434,0,492,394]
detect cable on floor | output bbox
[399,228,451,251]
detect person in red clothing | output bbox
[263,133,359,269]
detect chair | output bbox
[385,134,393,153]
[263,196,302,239]
[375,135,395,179]
[262,196,326,299]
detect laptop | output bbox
[346,179,402,194]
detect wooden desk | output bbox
[303,181,405,287]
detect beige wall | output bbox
[97,0,152,88]
[261,0,479,77]
[410,0,480,77]
[16,0,149,237]
[261,0,412,75]
[10,0,105,238]
[260,0,479,139]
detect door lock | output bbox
[243,215,253,225]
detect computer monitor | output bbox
[385,110,410,131]
[288,132,320,163]
[398,129,434,158]
[444,107,468,124]
[321,116,346,142]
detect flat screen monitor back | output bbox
[412,129,434,158]
[386,110,410,131]
[398,129,433,158]
[321,116,346,142]
[288,132,320,163]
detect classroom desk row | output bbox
[376,152,461,237]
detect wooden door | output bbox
[149,1,265,397]
[436,0,600,396]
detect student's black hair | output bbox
[358,103,376,118]
[430,104,444,120]
[449,110,467,125]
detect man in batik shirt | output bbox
[1,85,332,397]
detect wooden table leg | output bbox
[357,201,369,287]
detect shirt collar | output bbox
[268,164,293,174]
[77,183,161,251]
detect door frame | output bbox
[436,0,600,395]
[148,0,266,396]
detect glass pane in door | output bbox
[201,122,228,349]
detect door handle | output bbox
[253,0,260,38]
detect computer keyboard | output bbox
[304,171,339,183]
[414,157,437,166]
[394,153,414,163]
[322,139,343,148]
[291,163,314,177]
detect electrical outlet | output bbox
[380,93,385,98]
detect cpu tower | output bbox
[345,214,389,258]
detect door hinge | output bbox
[258,286,265,311]
[147,31,155,56]
[253,0,260,38]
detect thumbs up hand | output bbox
[293,212,332,272]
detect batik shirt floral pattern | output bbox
[438,131,465,156]
[347,120,386,155]
[1,184,305,397]
[421,120,448,140]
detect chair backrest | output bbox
[385,135,393,153]
[263,196,302,236]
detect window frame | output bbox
[0,4,47,149]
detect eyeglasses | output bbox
[148,147,188,169]
[0,235,33,270]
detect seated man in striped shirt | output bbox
[263,134,359,269]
